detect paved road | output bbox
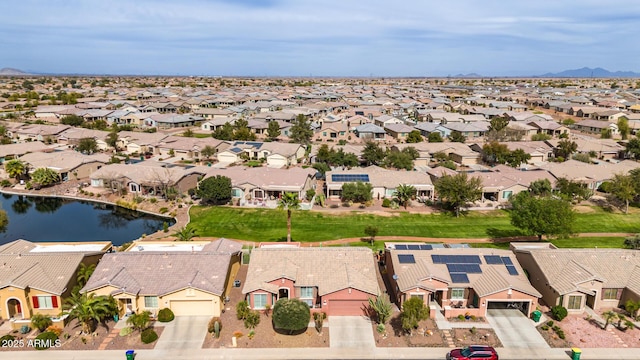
[328,316,376,348]
[154,316,210,350]
[486,309,549,349]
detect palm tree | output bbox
[602,310,617,330]
[127,310,152,332]
[63,292,116,334]
[278,192,300,242]
[31,313,53,332]
[393,184,417,210]
[76,263,96,288]
[172,225,197,241]
[4,159,26,181]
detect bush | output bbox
[272,298,311,334]
[0,334,15,342]
[598,181,612,193]
[159,207,168,214]
[19,325,31,334]
[0,179,11,187]
[119,327,133,336]
[208,317,222,334]
[157,308,175,323]
[34,331,58,350]
[551,305,568,321]
[376,323,386,334]
[540,325,549,331]
[140,328,158,344]
[149,198,158,204]
[382,198,392,208]
[244,310,261,329]
[546,320,554,327]
[236,301,250,320]
[46,325,62,337]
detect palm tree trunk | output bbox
[287,209,292,242]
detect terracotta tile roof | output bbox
[0,252,87,294]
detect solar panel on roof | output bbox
[431,254,442,263]
[447,263,482,273]
[398,254,416,264]
[407,244,420,250]
[501,257,514,265]
[330,174,370,183]
[395,244,408,250]
[505,265,518,275]
[419,244,433,250]
[484,255,503,265]
[450,273,470,283]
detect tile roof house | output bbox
[536,159,640,190]
[0,239,106,329]
[512,244,640,314]
[82,239,242,317]
[354,123,387,141]
[0,141,51,163]
[12,124,71,143]
[216,141,306,168]
[242,247,379,316]
[384,245,541,318]
[19,150,110,182]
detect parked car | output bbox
[446,345,499,360]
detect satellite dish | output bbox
[392,274,399,280]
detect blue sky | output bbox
[1,0,639,76]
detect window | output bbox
[451,288,465,300]
[567,295,582,310]
[300,287,314,307]
[231,189,242,197]
[144,296,158,308]
[322,132,327,136]
[410,293,424,301]
[254,294,267,309]
[502,190,513,199]
[34,296,55,309]
[602,289,619,300]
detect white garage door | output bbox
[170,300,214,316]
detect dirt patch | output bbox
[451,328,502,348]
[537,314,640,348]
[373,316,446,347]
[573,205,597,214]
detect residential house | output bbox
[0,239,108,329]
[512,243,640,314]
[573,119,619,136]
[384,123,415,141]
[384,246,541,318]
[314,122,350,142]
[216,141,306,167]
[353,123,387,141]
[325,165,434,200]
[470,165,556,202]
[546,137,624,160]
[527,121,570,137]
[242,247,380,316]
[141,114,203,129]
[537,159,640,190]
[151,136,229,161]
[82,239,242,317]
[12,124,71,143]
[0,142,51,163]
[56,128,110,150]
[116,131,169,155]
[19,150,110,182]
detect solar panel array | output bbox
[398,254,416,264]
[450,273,470,283]
[447,263,482,274]
[483,255,503,264]
[432,255,482,264]
[505,265,518,275]
[394,244,432,250]
[501,256,514,265]
[330,174,370,183]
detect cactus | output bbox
[214,321,220,338]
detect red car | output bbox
[446,345,499,360]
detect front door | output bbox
[278,288,289,300]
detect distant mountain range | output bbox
[540,67,640,78]
[0,67,31,75]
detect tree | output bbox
[364,225,379,245]
[127,310,152,332]
[394,184,417,209]
[509,192,575,240]
[278,192,300,242]
[624,234,640,250]
[601,128,612,139]
[201,145,216,160]
[341,181,373,205]
[602,310,617,330]
[77,138,98,154]
[4,159,26,180]
[609,173,637,214]
[60,114,85,126]
[556,139,578,160]
[385,148,417,170]
[427,132,443,143]
[406,130,423,143]
[31,314,53,333]
[232,119,256,141]
[401,297,429,333]
[531,133,552,141]
[362,141,385,166]
[505,148,531,168]
[197,175,232,205]
[76,263,96,289]
[625,138,640,160]
[272,298,310,335]
[486,116,510,141]
[63,293,117,334]
[555,177,592,202]
[368,296,392,324]
[30,168,60,188]
[173,225,197,241]
[289,114,313,144]
[435,172,483,217]
[529,179,552,196]
[618,116,630,140]
[267,120,281,140]
[182,128,195,137]
[106,131,119,150]
[449,131,466,143]
[482,141,510,165]
[212,122,234,140]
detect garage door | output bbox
[329,300,366,316]
[170,300,214,316]
[487,301,530,315]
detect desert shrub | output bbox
[551,305,568,321]
[159,207,168,214]
[236,301,250,320]
[244,310,261,329]
[140,328,158,344]
[272,298,311,334]
[546,320,554,327]
[540,325,549,331]
[470,326,477,334]
[0,334,15,342]
[19,325,31,334]
[119,327,133,336]
[457,314,465,320]
[598,181,612,193]
[0,179,11,187]
[233,330,243,338]
[208,317,222,334]
[382,198,391,208]
[45,325,62,337]
[149,197,158,204]
[34,331,58,350]
[31,314,53,332]
[376,323,386,334]
[157,308,175,323]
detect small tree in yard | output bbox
[278,192,301,242]
[314,312,327,334]
[368,296,392,324]
[127,310,151,332]
[272,298,310,335]
[364,225,379,245]
[551,305,567,321]
[602,310,617,329]
[31,314,53,332]
[197,175,232,205]
[401,297,429,334]
[625,300,640,320]
[244,310,261,329]
[434,172,483,217]
[236,300,250,320]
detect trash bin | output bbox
[125,350,135,360]
[532,310,542,322]
[571,347,581,360]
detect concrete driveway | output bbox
[328,316,375,348]
[155,316,210,350]
[486,309,549,349]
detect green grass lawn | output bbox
[189,206,640,243]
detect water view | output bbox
[0,194,173,246]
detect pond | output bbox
[0,193,173,246]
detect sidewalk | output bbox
[6,346,640,360]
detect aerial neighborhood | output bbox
[0,75,639,358]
